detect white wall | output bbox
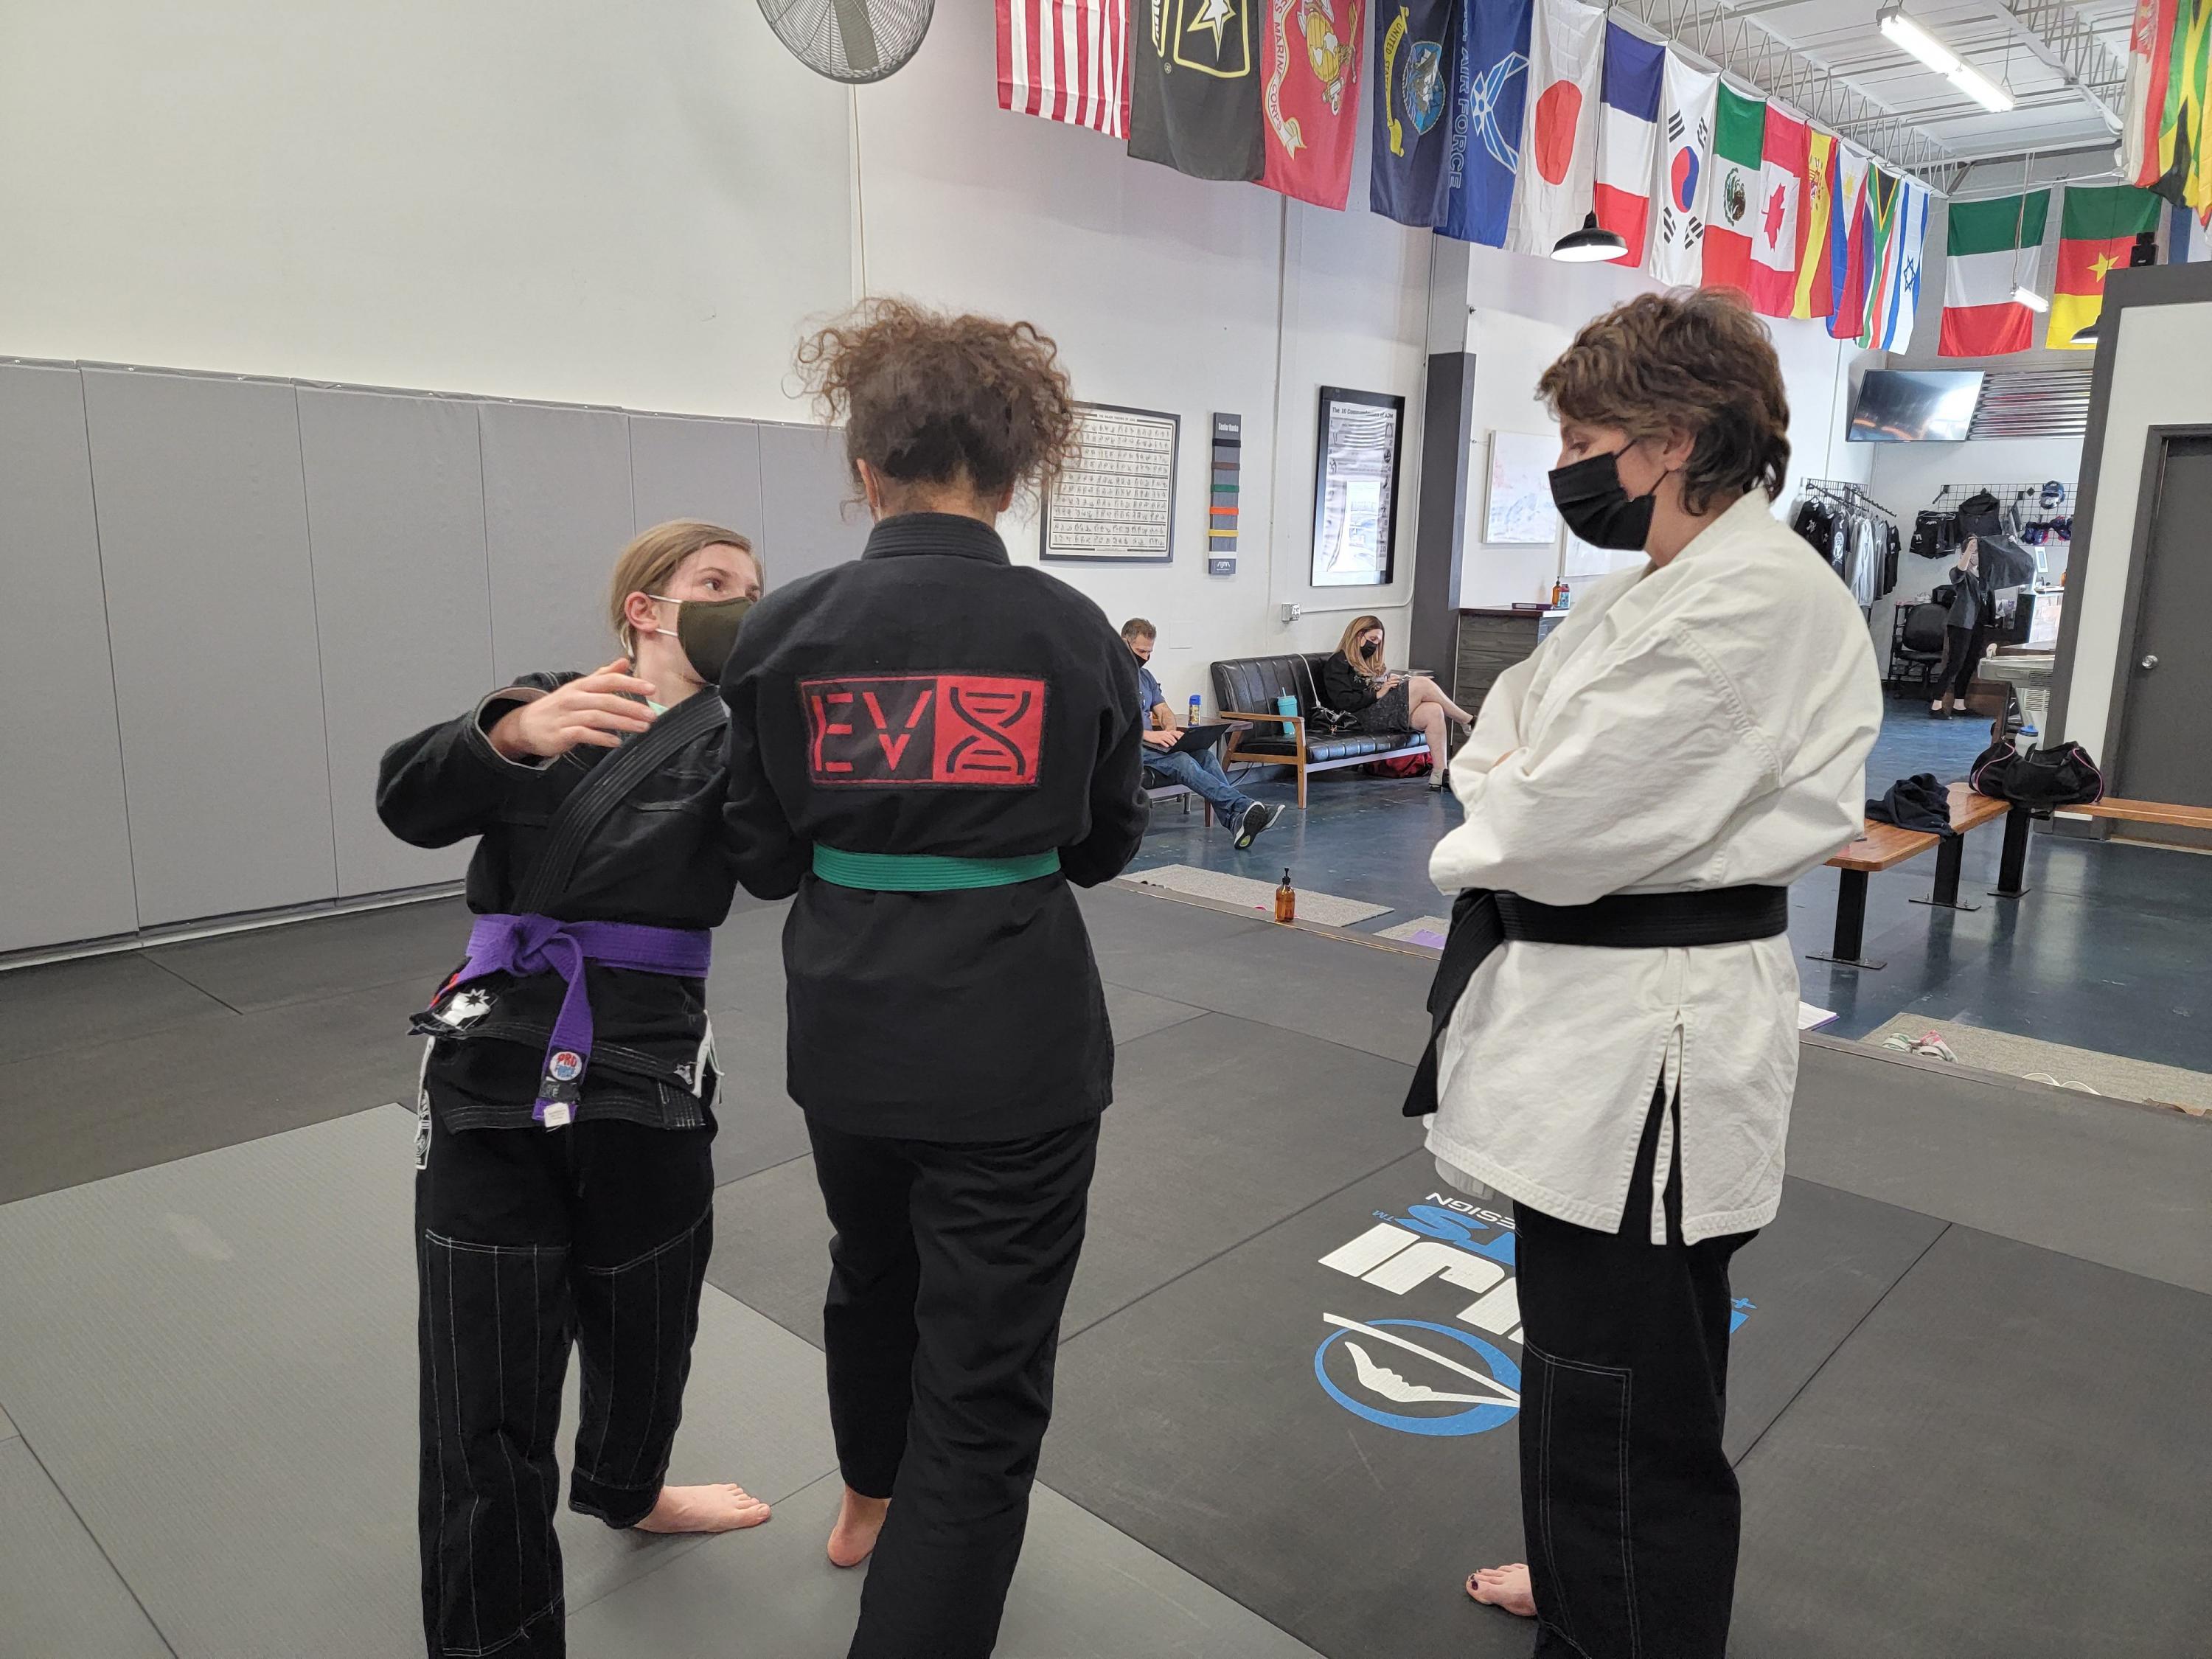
[2060,297,2212,756]
[1453,244,1866,608]
[1866,434,2088,529]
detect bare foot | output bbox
[633,1484,771,1535]
[1466,1562,1537,1618]
[827,1486,889,1568]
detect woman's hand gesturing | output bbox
[488,658,659,760]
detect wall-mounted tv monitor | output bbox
[1846,369,1984,443]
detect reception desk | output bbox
[1455,607,1565,714]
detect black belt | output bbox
[1402,885,1791,1119]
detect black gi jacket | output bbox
[720,512,1149,1141]
[1319,651,1382,714]
[377,678,738,1131]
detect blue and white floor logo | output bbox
[1311,1191,1759,1436]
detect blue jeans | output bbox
[1144,749,1253,824]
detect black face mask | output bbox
[650,593,755,684]
[1548,448,1672,552]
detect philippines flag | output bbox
[1592,21,1665,266]
[1828,143,1873,339]
[998,0,1130,138]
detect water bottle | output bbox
[1188,695,1203,728]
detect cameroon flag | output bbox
[2048,184,2164,349]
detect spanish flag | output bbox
[1791,129,1838,319]
[2047,184,2164,349]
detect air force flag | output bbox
[1440,0,1530,246]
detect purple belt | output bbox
[445,914,712,1123]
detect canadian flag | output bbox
[1503,0,1605,257]
[1591,21,1665,266]
[1748,105,1808,316]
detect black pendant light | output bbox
[2072,316,2101,345]
[1553,212,1628,263]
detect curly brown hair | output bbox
[1535,288,1790,515]
[794,298,1082,509]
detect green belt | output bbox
[810,846,1062,892]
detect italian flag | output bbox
[1938,190,2050,357]
[1701,83,1767,293]
[2048,184,2164,348]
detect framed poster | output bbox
[1484,431,1562,545]
[1041,403,1179,563]
[1311,387,1405,587]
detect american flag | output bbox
[998,0,1129,139]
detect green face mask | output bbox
[649,593,756,683]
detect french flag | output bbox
[1592,22,1666,266]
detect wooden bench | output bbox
[2073,798,2212,832]
[1814,783,2018,970]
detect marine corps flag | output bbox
[1261,0,1365,209]
[1370,0,1464,227]
[1131,0,1267,181]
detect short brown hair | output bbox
[795,298,1082,507]
[607,520,757,655]
[1121,618,1156,641]
[1536,289,1790,514]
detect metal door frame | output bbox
[2101,424,2212,799]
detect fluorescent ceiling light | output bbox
[1879,5,1959,77]
[2011,283,2050,313]
[1947,63,2016,113]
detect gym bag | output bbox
[1969,741,2106,810]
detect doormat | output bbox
[1375,916,1451,949]
[1862,1015,2212,1116]
[1125,864,1391,928]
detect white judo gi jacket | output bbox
[1427,491,1882,1243]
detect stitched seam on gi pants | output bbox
[1534,1347,1572,1649]
[576,1205,712,1276]
[575,1207,711,1491]
[438,1591,566,1658]
[1526,1339,1639,1659]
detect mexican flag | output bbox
[2048,184,2164,348]
[1701,83,1766,293]
[1939,191,2050,357]
[2124,0,2212,218]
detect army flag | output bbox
[1261,0,1365,208]
[1701,82,1766,293]
[998,0,1132,137]
[1649,54,1718,285]
[1504,0,1605,256]
[1370,0,1464,226]
[1130,0,1267,181]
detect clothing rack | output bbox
[1802,478,1896,521]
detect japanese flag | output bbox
[1503,0,1604,257]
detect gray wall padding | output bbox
[0,363,139,953]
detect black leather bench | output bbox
[1209,653,1430,808]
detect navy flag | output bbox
[1130,0,1267,181]
[1369,0,1465,227]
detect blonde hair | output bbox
[606,521,758,655]
[1336,614,1387,675]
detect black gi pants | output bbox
[807,1113,1101,1659]
[1943,621,1989,700]
[1512,1084,1756,1659]
[415,1106,715,1659]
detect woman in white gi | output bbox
[1426,291,1882,1658]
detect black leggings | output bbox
[1942,623,1988,699]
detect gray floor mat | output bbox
[568,1471,1324,1658]
[147,895,470,1011]
[0,1107,838,1659]
[1790,1037,2212,1295]
[1731,1225,2212,1658]
[0,981,425,1205]
[0,1439,171,1659]
[1041,1156,1950,1659]
[1065,1013,1425,1335]
[1105,981,1209,1044]
[0,1398,15,1439]
[706,1155,835,1349]
[0,949,234,1067]
[1075,882,1270,985]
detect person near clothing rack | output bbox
[1933,536,1995,717]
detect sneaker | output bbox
[1234,801,1283,849]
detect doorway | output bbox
[2113,432,2212,838]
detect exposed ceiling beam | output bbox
[1991,0,2129,133]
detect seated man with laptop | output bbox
[1122,619,1283,850]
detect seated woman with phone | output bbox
[1320,614,1472,790]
